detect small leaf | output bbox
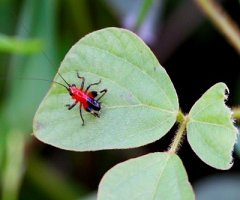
[98,152,194,200]
[187,83,237,169]
[33,28,178,151]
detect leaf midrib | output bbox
[152,154,171,200]
[55,70,176,114]
[102,154,166,198]
[188,119,235,131]
[106,104,176,114]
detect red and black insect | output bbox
[56,72,107,126]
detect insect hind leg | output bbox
[97,89,107,100]
[85,106,100,118]
[85,79,101,92]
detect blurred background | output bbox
[0,0,240,199]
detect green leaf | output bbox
[98,153,194,200]
[33,27,178,151]
[187,83,237,169]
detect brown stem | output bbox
[194,0,240,55]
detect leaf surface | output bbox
[33,28,178,151]
[187,83,237,169]
[98,153,194,200]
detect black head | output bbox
[56,73,76,96]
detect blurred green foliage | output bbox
[0,0,118,199]
[0,34,42,54]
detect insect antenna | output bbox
[28,77,69,90]
[0,77,69,90]
[57,72,70,87]
[3,10,73,92]
[51,80,69,90]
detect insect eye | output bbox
[69,91,73,96]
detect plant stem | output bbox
[194,0,240,55]
[168,115,188,154]
[232,107,240,121]
[177,110,185,123]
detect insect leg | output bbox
[85,106,100,118]
[85,79,101,92]
[66,101,77,110]
[97,89,107,100]
[77,72,85,90]
[80,103,85,126]
[92,112,100,118]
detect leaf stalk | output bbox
[168,114,189,154]
[232,107,240,121]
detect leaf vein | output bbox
[81,43,175,109]
[152,154,171,200]
[189,119,235,131]
[106,104,176,114]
